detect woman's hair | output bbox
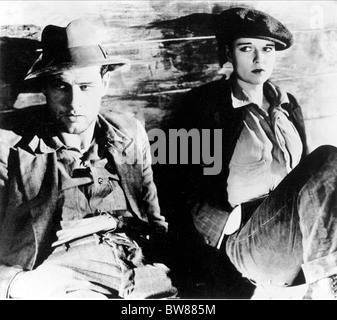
[216,37,233,68]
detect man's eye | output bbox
[50,82,66,90]
[80,85,89,91]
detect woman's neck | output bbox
[59,121,96,153]
[235,78,265,108]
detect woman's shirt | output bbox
[227,81,303,207]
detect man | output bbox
[0,19,177,299]
[170,7,337,299]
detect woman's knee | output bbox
[312,145,337,158]
[308,145,337,168]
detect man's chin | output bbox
[59,124,88,135]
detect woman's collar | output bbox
[230,78,289,109]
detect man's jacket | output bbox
[171,77,308,247]
[0,105,165,298]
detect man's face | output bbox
[228,37,276,85]
[44,65,109,134]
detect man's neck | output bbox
[59,121,96,153]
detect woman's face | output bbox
[228,37,276,86]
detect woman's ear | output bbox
[225,45,232,63]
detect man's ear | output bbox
[101,72,111,96]
[225,45,232,63]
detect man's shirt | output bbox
[44,120,132,247]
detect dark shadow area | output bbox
[0,104,46,132]
[0,37,41,110]
[151,92,256,299]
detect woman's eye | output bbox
[264,47,274,52]
[240,46,252,52]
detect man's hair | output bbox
[100,65,110,78]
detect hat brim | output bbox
[24,55,129,80]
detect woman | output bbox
[172,7,337,299]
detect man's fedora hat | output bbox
[211,7,294,66]
[25,19,129,80]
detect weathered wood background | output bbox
[1,0,337,152]
[2,0,337,298]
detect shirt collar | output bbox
[27,113,133,154]
[230,79,289,109]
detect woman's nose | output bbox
[253,50,263,63]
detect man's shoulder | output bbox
[0,105,48,146]
[99,109,145,140]
[100,109,142,128]
[0,128,22,148]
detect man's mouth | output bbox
[62,114,84,122]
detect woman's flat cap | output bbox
[211,7,294,50]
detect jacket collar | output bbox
[22,112,133,155]
[96,113,133,152]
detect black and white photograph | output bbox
[1,0,337,303]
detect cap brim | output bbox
[250,35,289,50]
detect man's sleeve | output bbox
[136,120,168,231]
[0,265,24,299]
[0,130,24,299]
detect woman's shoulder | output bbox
[187,77,230,99]
[266,80,301,110]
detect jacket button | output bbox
[98,177,103,184]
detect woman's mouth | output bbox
[252,69,265,74]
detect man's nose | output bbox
[69,85,83,110]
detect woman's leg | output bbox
[226,145,337,288]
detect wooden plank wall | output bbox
[2,0,337,299]
[1,0,337,152]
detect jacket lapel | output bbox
[17,143,59,265]
[106,139,142,218]
[18,147,51,202]
[97,113,143,217]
